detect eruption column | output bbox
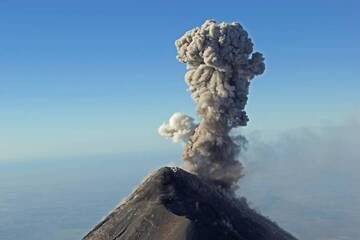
[159,20,265,190]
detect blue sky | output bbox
[0,0,359,161]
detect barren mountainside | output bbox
[83,167,297,240]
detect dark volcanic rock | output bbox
[83,167,297,240]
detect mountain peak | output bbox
[83,167,297,240]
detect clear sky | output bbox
[1,0,359,161]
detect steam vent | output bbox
[83,167,297,240]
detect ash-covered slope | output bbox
[83,167,297,240]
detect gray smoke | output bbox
[159,20,265,189]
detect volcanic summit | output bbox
[83,167,297,240]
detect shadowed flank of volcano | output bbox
[82,167,297,240]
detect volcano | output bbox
[83,167,297,240]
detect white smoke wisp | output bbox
[158,112,197,143]
[159,20,265,190]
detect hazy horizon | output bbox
[1,117,360,239]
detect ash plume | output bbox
[159,20,265,190]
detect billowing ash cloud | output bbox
[158,112,196,143]
[159,20,265,190]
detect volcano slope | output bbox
[83,167,297,240]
